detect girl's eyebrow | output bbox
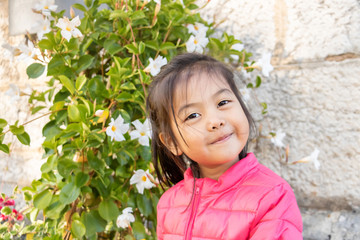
[177,88,232,115]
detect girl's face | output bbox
[164,72,249,180]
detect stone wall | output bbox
[0,0,360,238]
[198,0,360,211]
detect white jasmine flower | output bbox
[187,22,208,36]
[239,87,251,103]
[106,115,129,141]
[31,18,51,40]
[152,0,161,4]
[230,43,244,61]
[116,207,135,229]
[293,149,321,170]
[130,169,155,194]
[56,16,83,42]
[145,55,167,76]
[130,119,152,146]
[255,52,274,77]
[270,129,286,148]
[16,41,40,64]
[186,33,209,53]
[33,0,58,16]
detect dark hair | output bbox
[146,53,255,187]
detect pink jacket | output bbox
[157,153,303,240]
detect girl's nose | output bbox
[207,118,225,131]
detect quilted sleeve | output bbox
[249,183,303,240]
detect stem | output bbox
[0,108,66,137]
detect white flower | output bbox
[16,41,40,64]
[106,115,129,141]
[153,0,161,4]
[270,129,286,148]
[145,55,167,76]
[186,33,209,53]
[31,18,51,40]
[116,207,135,229]
[187,23,208,36]
[33,0,58,16]
[239,87,251,103]
[255,52,274,77]
[56,16,83,42]
[130,119,152,146]
[293,149,321,170]
[230,43,244,61]
[130,169,155,194]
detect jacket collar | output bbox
[184,153,258,195]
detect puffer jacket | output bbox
[157,153,303,240]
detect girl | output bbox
[146,53,303,240]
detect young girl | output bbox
[146,53,303,240]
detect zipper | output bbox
[185,187,200,240]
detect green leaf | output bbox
[87,150,106,174]
[16,131,30,145]
[77,55,94,73]
[59,182,81,205]
[10,125,24,135]
[160,42,176,51]
[71,220,86,238]
[136,194,153,217]
[255,76,262,88]
[26,63,45,79]
[81,210,107,237]
[44,196,66,219]
[104,39,122,55]
[42,120,61,140]
[31,106,46,114]
[75,172,90,187]
[120,81,136,90]
[131,10,146,20]
[72,3,87,12]
[125,43,139,54]
[0,144,9,154]
[59,75,75,95]
[76,75,87,91]
[109,10,128,20]
[132,221,147,239]
[98,199,119,221]
[23,191,32,201]
[0,119,8,128]
[68,105,82,122]
[84,0,92,7]
[38,38,54,50]
[138,41,145,54]
[33,189,53,210]
[1,206,12,215]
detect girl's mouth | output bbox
[211,133,233,144]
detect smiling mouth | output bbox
[211,133,233,144]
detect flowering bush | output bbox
[0,0,301,239]
[0,192,24,239]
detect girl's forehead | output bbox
[173,72,231,105]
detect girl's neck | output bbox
[198,156,239,181]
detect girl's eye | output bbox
[185,113,200,121]
[218,100,230,107]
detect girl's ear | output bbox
[159,132,183,156]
